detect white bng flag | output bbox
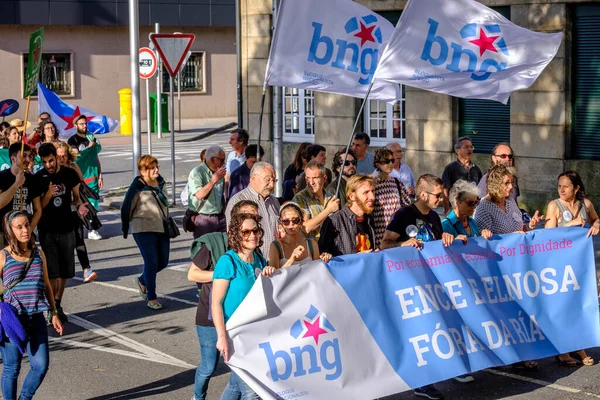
[373,0,563,104]
[265,0,401,102]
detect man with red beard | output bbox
[318,174,376,257]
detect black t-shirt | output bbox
[442,160,483,189]
[35,166,81,233]
[0,169,42,221]
[193,245,215,327]
[68,134,91,152]
[355,215,373,252]
[387,204,443,243]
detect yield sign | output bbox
[150,33,195,77]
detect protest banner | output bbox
[226,228,600,399]
[0,149,43,174]
[373,0,563,104]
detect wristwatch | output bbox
[51,310,59,316]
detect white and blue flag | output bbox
[37,82,118,140]
[374,0,563,104]
[265,0,401,102]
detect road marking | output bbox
[50,314,195,369]
[486,369,600,398]
[73,277,197,306]
[167,262,190,272]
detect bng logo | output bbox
[307,15,385,84]
[421,18,510,81]
[259,305,342,382]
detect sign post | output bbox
[178,51,192,133]
[150,33,195,205]
[139,47,158,155]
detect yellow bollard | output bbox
[118,88,132,135]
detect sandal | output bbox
[146,301,163,310]
[555,355,577,367]
[570,351,594,366]
[512,360,540,371]
[133,277,147,300]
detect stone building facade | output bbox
[240,0,600,212]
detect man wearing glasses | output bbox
[225,162,280,256]
[326,148,357,208]
[187,145,227,239]
[477,142,519,201]
[441,136,483,213]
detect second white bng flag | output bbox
[265,0,400,102]
[374,0,563,104]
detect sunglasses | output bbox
[343,160,357,166]
[465,199,480,207]
[494,153,513,160]
[281,217,301,226]
[380,158,395,165]
[240,228,261,239]
[426,191,444,200]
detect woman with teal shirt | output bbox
[212,212,276,400]
[442,180,492,243]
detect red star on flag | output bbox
[60,106,94,130]
[354,21,376,47]
[302,317,328,345]
[469,28,499,57]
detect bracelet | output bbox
[51,310,59,316]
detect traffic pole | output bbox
[129,0,141,176]
[170,76,176,205]
[155,23,162,140]
[146,78,152,154]
[178,69,182,132]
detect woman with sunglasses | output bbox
[268,203,331,269]
[372,148,411,248]
[478,142,520,201]
[212,213,275,399]
[544,170,598,367]
[442,180,492,243]
[0,210,63,400]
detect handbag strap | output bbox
[1,248,36,294]
[141,178,169,219]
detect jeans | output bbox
[133,232,170,301]
[193,326,221,400]
[221,371,258,400]
[0,313,49,400]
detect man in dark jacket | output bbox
[318,174,376,257]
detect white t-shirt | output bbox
[226,150,246,174]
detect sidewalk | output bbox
[100,116,237,146]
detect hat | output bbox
[9,119,32,132]
[74,114,88,124]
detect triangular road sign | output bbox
[150,33,195,77]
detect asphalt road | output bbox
[6,130,600,400]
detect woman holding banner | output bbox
[442,180,492,242]
[212,213,276,399]
[544,170,597,367]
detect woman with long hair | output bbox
[121,155,171,310]
[212,213,275,399]
[544,170,598,367]
[39,121,60,146]
[0,210,63,400]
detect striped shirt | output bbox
[1,248,49,315]
[372,177,411,248]
[225,186,280,257]
[293,188,334,240]
[475,197,523,234]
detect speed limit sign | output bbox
[139,47,157,79]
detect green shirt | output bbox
[187,163,225,214]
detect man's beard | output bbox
[342,168,356,178]
[357,198,374,214]
[77,127,86,135]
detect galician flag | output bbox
[37,82,118,140]
[373,0,563,104]
[265,0,400,102]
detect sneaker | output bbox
[453,374,474,383]
[83,268,98,283]
[88,230,103,240]
[56,306,68,322]
[414,385,444,400]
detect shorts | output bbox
[39,230,76,279]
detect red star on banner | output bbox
[353,21,376,47]
[303,317,328,345]
[32,38,42,65]
[60,106,94,130]
[469,28,499,57]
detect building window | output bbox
[162,52,205,93]
[282,88,315,142]
[22,53,73,96]
[363,85,406,147]
[571,4,600,160]
[458,6,510,153]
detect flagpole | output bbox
[256,82,267,161]
[334,80,375,200]
[19,94,32,210]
